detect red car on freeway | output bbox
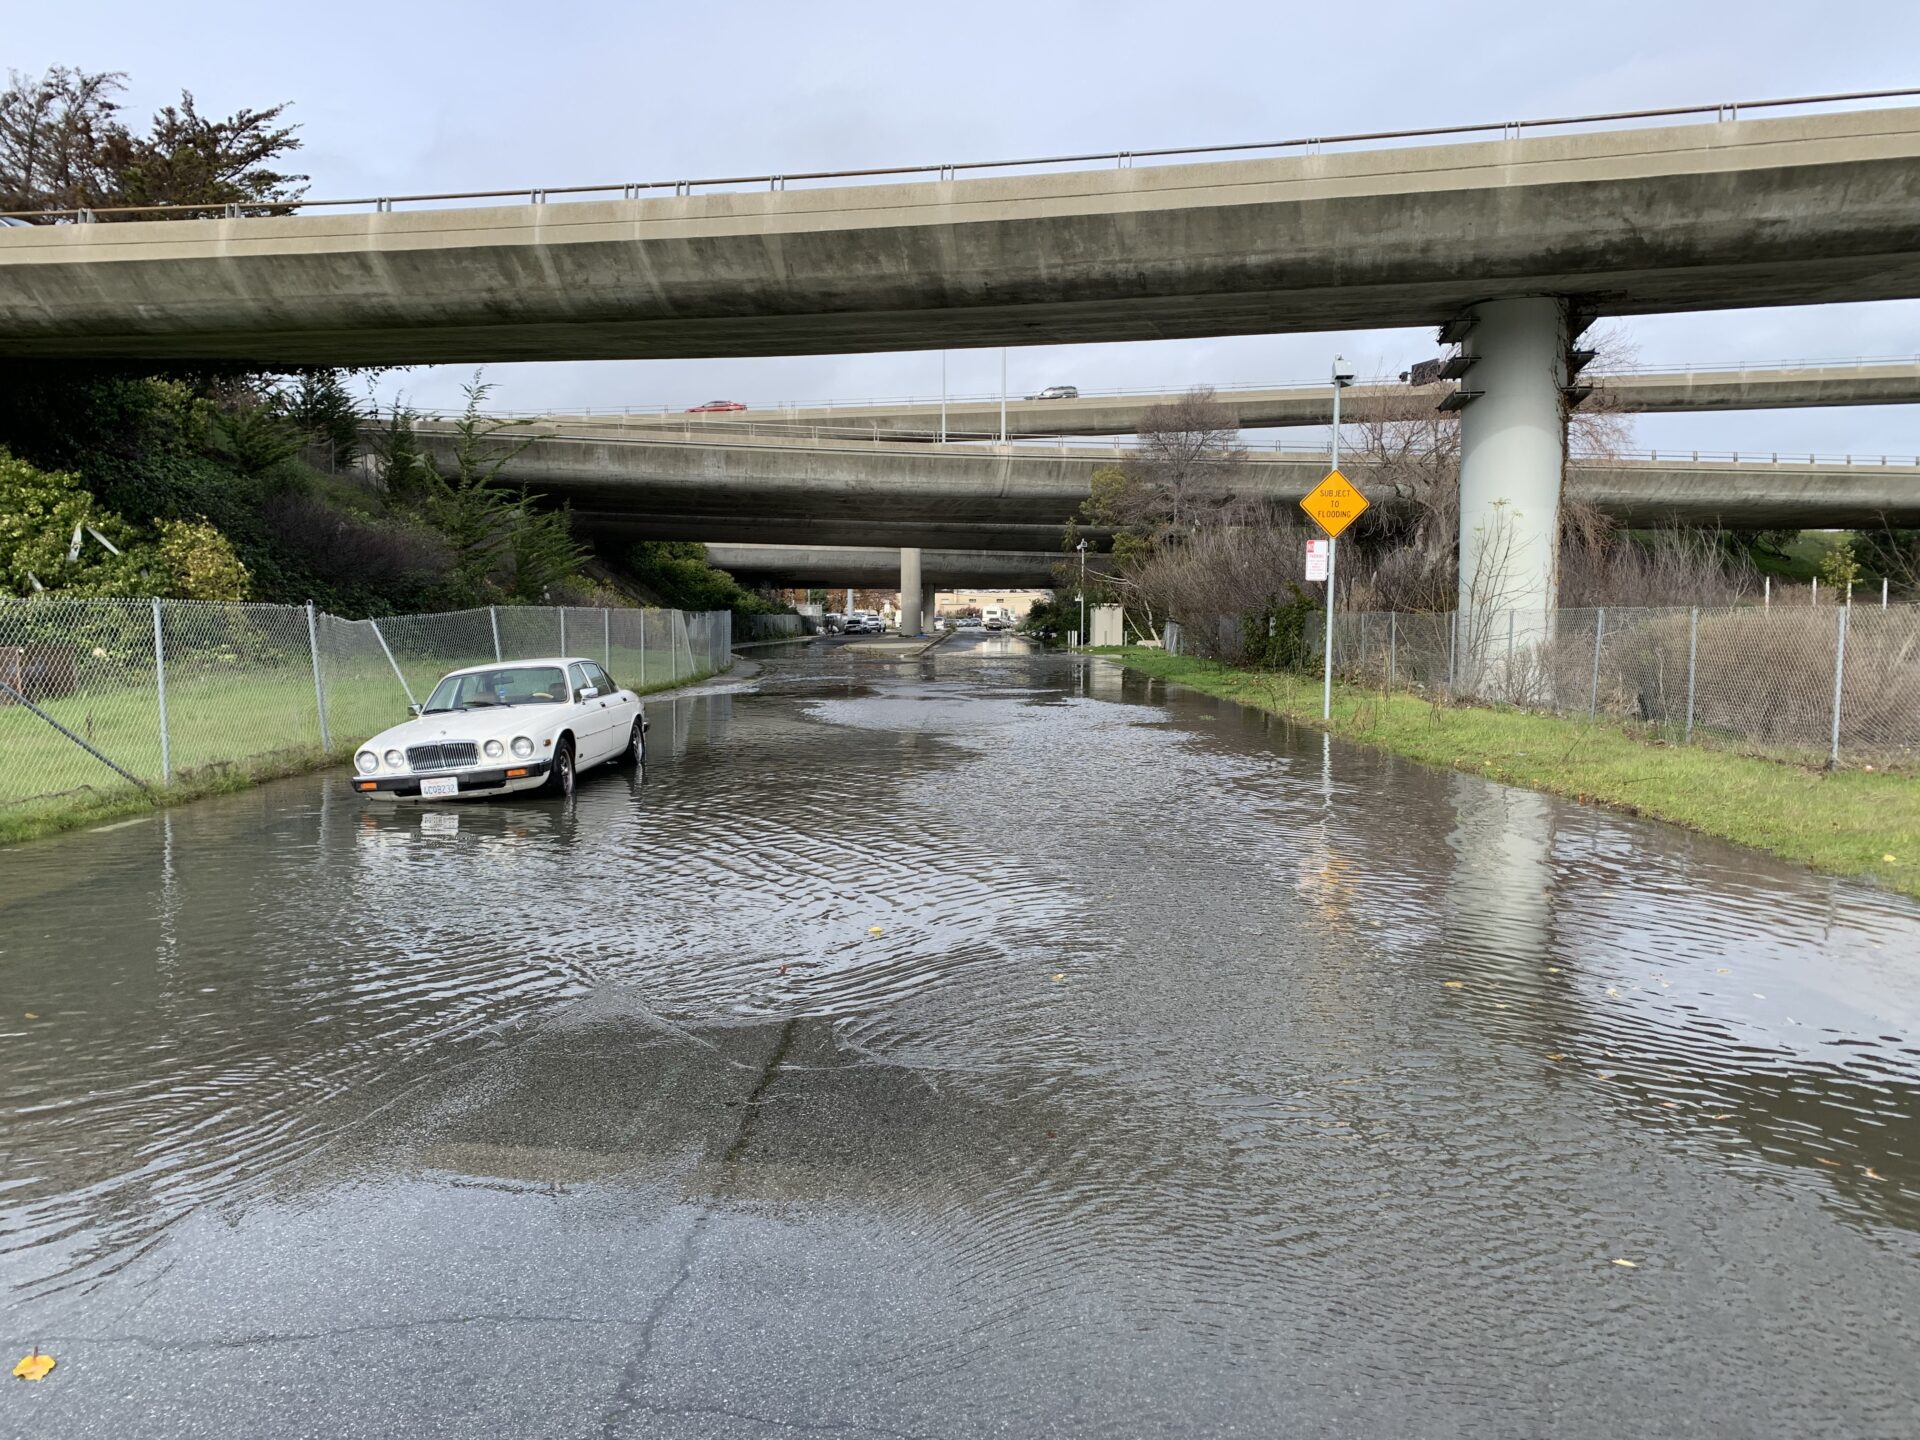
[686,400,747,413]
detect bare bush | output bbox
[1120,506,1316,660]
[261,493,450,584]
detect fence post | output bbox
[489,606,502,662]
[1447,611,1457,696]
[1589,608,1605,719]
[1685,607,1699,743]
[603,607,612,669]
[305,600,332,751]
[1506,612,1515,698]
[1829,605,1849,768]
[671,612,680,681]
[369,619,416,708]
[152,598,171,785]
[640,610,648,685]
[1388,612,1397,693]
[559,607,567,656]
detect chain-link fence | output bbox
[1,598,733,830]
[1312,603,1920,766]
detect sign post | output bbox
[1299,465,1370,721]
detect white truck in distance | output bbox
[981,606,1013,631]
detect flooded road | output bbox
[4,632,1918,1438]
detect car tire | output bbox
[618,718,645,767]
[543,737,576,797]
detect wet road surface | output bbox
[3,630,1918,1437]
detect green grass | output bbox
[1093,647,1920,900]
[0,658,723,848]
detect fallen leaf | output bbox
[1716,968,1731,975]
[1863,1167,1884,1181]
[1610,1259,1638,1268]
[867,926,885,937]
[1884,854,1899,864]
[1051,973,1067,983]
[12,1351,54,1381]
[1442,980,1465,990]
[1710,1113,1733,1120]
[23,1013,37,1021]
[1596,1071,1616,1080]
[1547,1053,1566,1061]
[1546,967,1562,974]
[1816,1158,1843,1168]
[1660,1101,1680,1109]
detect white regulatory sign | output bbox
[1305,538,1330,582]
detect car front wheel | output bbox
[542,737,576,797]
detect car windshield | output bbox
[422,666,568,712]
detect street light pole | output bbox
[1076,538,1089,647]
[1322,356,1352,721]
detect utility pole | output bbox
[1076,538,1089,647]
[1322,356,1354,721]
[940,350,948,443]
[1000,348,1008,444]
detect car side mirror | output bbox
[408,703,423,716]
[577,687,597,701]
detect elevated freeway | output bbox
[4,104,1920,365]
[406,427,1920,547]
[706,545,1063,589]
[557,361,1920,439]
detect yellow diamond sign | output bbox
[1300,469,1369,539]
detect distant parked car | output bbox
[687,400,747,413]
[1028,385,1079,401]
[842,613,884,634]
[349,658,646,802]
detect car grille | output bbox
[406,741,479,771]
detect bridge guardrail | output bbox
[3,88,1916,222]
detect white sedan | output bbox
[350,657,647,801]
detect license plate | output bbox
[420,776,458,798]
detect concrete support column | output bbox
[1457,297,1568,622]
[899,547,923,635]
[922,587,937,636]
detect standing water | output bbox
[3,634,1916,1437]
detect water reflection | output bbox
[1,644,1917,1434]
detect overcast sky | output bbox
[12,0,1920,456]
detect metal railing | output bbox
[0,598,733,825]
[1169,600,1920,766]
[3,88,1915,223]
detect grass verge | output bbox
[1093,647,1920,900]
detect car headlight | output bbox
[355,750,379,774]
[511,735,534,758]
[484,738,505,759]
[384,749,404,769]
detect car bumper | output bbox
[350,759,552,799]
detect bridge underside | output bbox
[5,109,1920,364]
[431,431,1920,549]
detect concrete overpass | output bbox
[10,95,1920,623]
[4,105,1920,365]
[706,545,1063,590]
[410,428,1920,542]
[564,362,1920,439]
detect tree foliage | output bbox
[0,66,304,217]
[0,447,250,599]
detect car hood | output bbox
[359,707,568,753]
